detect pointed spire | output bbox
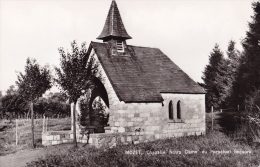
[97,0,132,41]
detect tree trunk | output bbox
[31,102,35,148]
[27,109,30,119]
[73,102,77,148]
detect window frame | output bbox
[177,100,181,119]
[167,100,183,123]
[168,100,173,120]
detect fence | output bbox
[0,118,70,148]
[221,108,237,112]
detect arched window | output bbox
[169,101,173,119]
[177,100,181,119]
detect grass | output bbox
[26,131,259,167]
[0,118,70,156]
[1,112,258,166]
[209,111,260,147]
[26,112,260,167]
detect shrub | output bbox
[241,90,260,144]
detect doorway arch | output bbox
[88,77,109,132]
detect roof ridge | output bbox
[91,41,160,50]
[127,45,160,50]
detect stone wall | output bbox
[160,93,206,137]
[105,93,205,138]
[42,131,155,147]
[42,131,73,146]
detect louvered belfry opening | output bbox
[116,40,124,52]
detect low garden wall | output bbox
[42,131,149,147]
[42,128,205,148]
[42,131,73,146]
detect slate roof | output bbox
[97,0,132,40]
[90,42,206,102]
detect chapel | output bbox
[81,0,206,138]
[42,0,206,147]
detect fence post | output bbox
[237,105,239,112]
[46,117,48,132]
[43,116,45,132]
[211,106,213,131]
[16,119,18,145]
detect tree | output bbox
[16,58,52,148]
[31,93,70,118]
[0,91,3,119]
[6,85,16,95]
[91,96,109,127]
[225,40,240,106]
[55,40,99,147]
[1,93,28,119]
[227,41,240,71]
[232,2,260,107]
[201,44,228,110]
[0,86,28,119]
[47,92,70,118]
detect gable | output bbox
[87,42,205,102]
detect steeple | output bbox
[97,0,132,42]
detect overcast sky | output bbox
[0,0,254,93]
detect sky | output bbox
[0,0,254,94]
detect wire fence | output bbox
[0,118,70,148]
[221,108,237,112]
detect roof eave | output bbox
[160,91,206,94]
[124,100,163,103]
[96,35,132,40]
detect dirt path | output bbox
[0,144,72,167]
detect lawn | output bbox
[25,112,259,167]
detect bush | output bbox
[245,89,260,116]
[241,90,260,144]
